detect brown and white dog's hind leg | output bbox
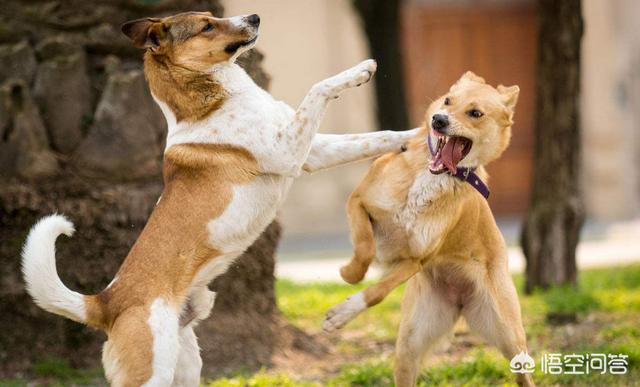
[103,302,180,387]
[323,260,421,331]
[394,273,461,387]
[462,265,535,387]
[172,287,215,386]
[171,326,202,387]
[102,308,153,387]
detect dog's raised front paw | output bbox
[322,292,366,332]
[319,59,377,98]
[346,59,377,88]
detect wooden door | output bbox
[401,1,537,214]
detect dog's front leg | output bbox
[303,128,419,173]
[261,60,377,176]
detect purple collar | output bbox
[427,135,490,199]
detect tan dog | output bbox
[323,72,534,387]
[21,11,418,387]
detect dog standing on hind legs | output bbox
[323,72,535,387]
[21,11,418,387]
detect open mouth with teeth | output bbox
[428,132,473,174]
[225,35,258,53]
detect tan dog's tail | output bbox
[21,215,105,329]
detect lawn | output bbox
[3,264,639,386]
[213,264,640,386]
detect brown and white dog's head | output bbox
[122,11,260,71]
[426,71,519,174]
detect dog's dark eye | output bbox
[467,109,484,118]
[444,97,451,106]
[202,23,214,32]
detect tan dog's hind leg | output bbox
[340,194,376,284]
[324,260,421,331]
[462,265,535,387]
[394,273,460,387]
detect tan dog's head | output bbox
[426,71,519,174]
[122,12,260,71]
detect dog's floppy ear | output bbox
[121,18,164,50]
[497,85,520,110]
[459,71,486,84]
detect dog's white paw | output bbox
[319,59,377,99]
[323,292,366,332]
[345,59,377,88]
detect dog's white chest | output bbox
[396,170,453,227]
[387,170,455,257]
[207,175,288,253]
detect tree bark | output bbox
[0,0,321,378]
[521,0,585,293]
[352,0,410,131]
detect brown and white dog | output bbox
[323,72,534,387]
[21,11,418,387]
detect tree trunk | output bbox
[352,0,409,131]
[521,0,585,293]
[0,0,321,378]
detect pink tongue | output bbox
[442,137,467,174]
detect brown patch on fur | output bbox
[144,53,227,123]
[90,142,259,385]
[122,12,258,122]
[102,306,154,386]
[84,295,106,329]
[91,143,258,329]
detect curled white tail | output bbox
[21,214,87,323]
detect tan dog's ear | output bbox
[460,71,486,84]
[121,18,163,50]
[498,85,520,110]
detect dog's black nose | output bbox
[431,114,449,133]
[246,14,260,27]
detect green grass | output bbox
[276,280,404,341]
[3,265,640,386]
[245,264,640,386]
[326,351,514,387]
[208,370,318,387]
[0,358,105,387]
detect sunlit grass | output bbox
[268,264,640,386]
[276,280,404,341]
